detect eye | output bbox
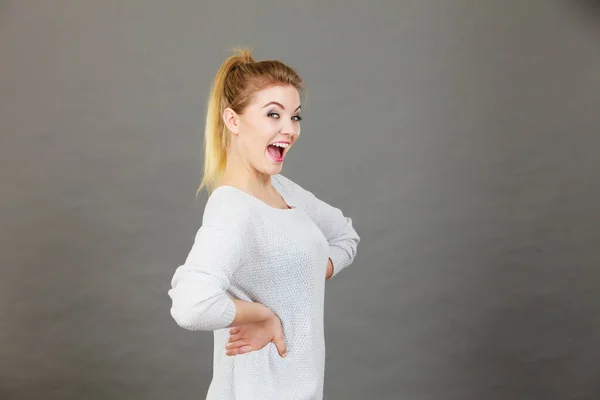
[267,112,302,122]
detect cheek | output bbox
[264,118,281,133]
[255,120,280,141]
[240,122,276,153]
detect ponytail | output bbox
[197,49,253,195]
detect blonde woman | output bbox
[168,48,360,400]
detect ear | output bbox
[223,108,240,135]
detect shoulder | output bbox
[271,174,315,201]
[272,174,320,215]
[202,186,254,230]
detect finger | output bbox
[226,347,240,356]
[228,333,244,342]
[238,345,254,354]
[226,345,254,356]
[226,339,249,350]
[229,327,240,335]
[273,337,287,358]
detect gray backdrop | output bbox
[1,1,599,399]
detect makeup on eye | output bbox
[267,111,303,121]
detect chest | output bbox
[239,209,330,287]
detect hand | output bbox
[226,312,287,358]
[325,258,334,280]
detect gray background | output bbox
[1,1,599,399]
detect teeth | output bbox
[271,142,289,148]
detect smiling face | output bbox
[224,84,302,177]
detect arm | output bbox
[274,174,360,278]
[229,299,275,326]
[168,224,273,331]
[312,194,360,278]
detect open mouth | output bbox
[267,142,289,162]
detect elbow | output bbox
[341,225,361,261]
[170,307,206,331]
[328,226,360,276]
[170,311,226,332]
[348,229,360,255]
[168,291,235,331]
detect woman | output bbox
[168,48,360,400]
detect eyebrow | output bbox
[262,101,301,111]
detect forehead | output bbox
[250,84,301,108]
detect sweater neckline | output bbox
[213,185,298,212]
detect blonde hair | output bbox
[197,47,305,195]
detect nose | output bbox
[281,118,300,137]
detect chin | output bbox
[264,164,283,176]
[253,162,282,176]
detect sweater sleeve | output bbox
[168,224,243,331]
[274,175,360,278]
[312,194,360,277]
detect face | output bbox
[224,84,302,176]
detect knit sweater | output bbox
[168,174,360,400]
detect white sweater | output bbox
[168,174,360,400]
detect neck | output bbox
[219,152,272,194]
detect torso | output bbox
[205,175,329,399]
